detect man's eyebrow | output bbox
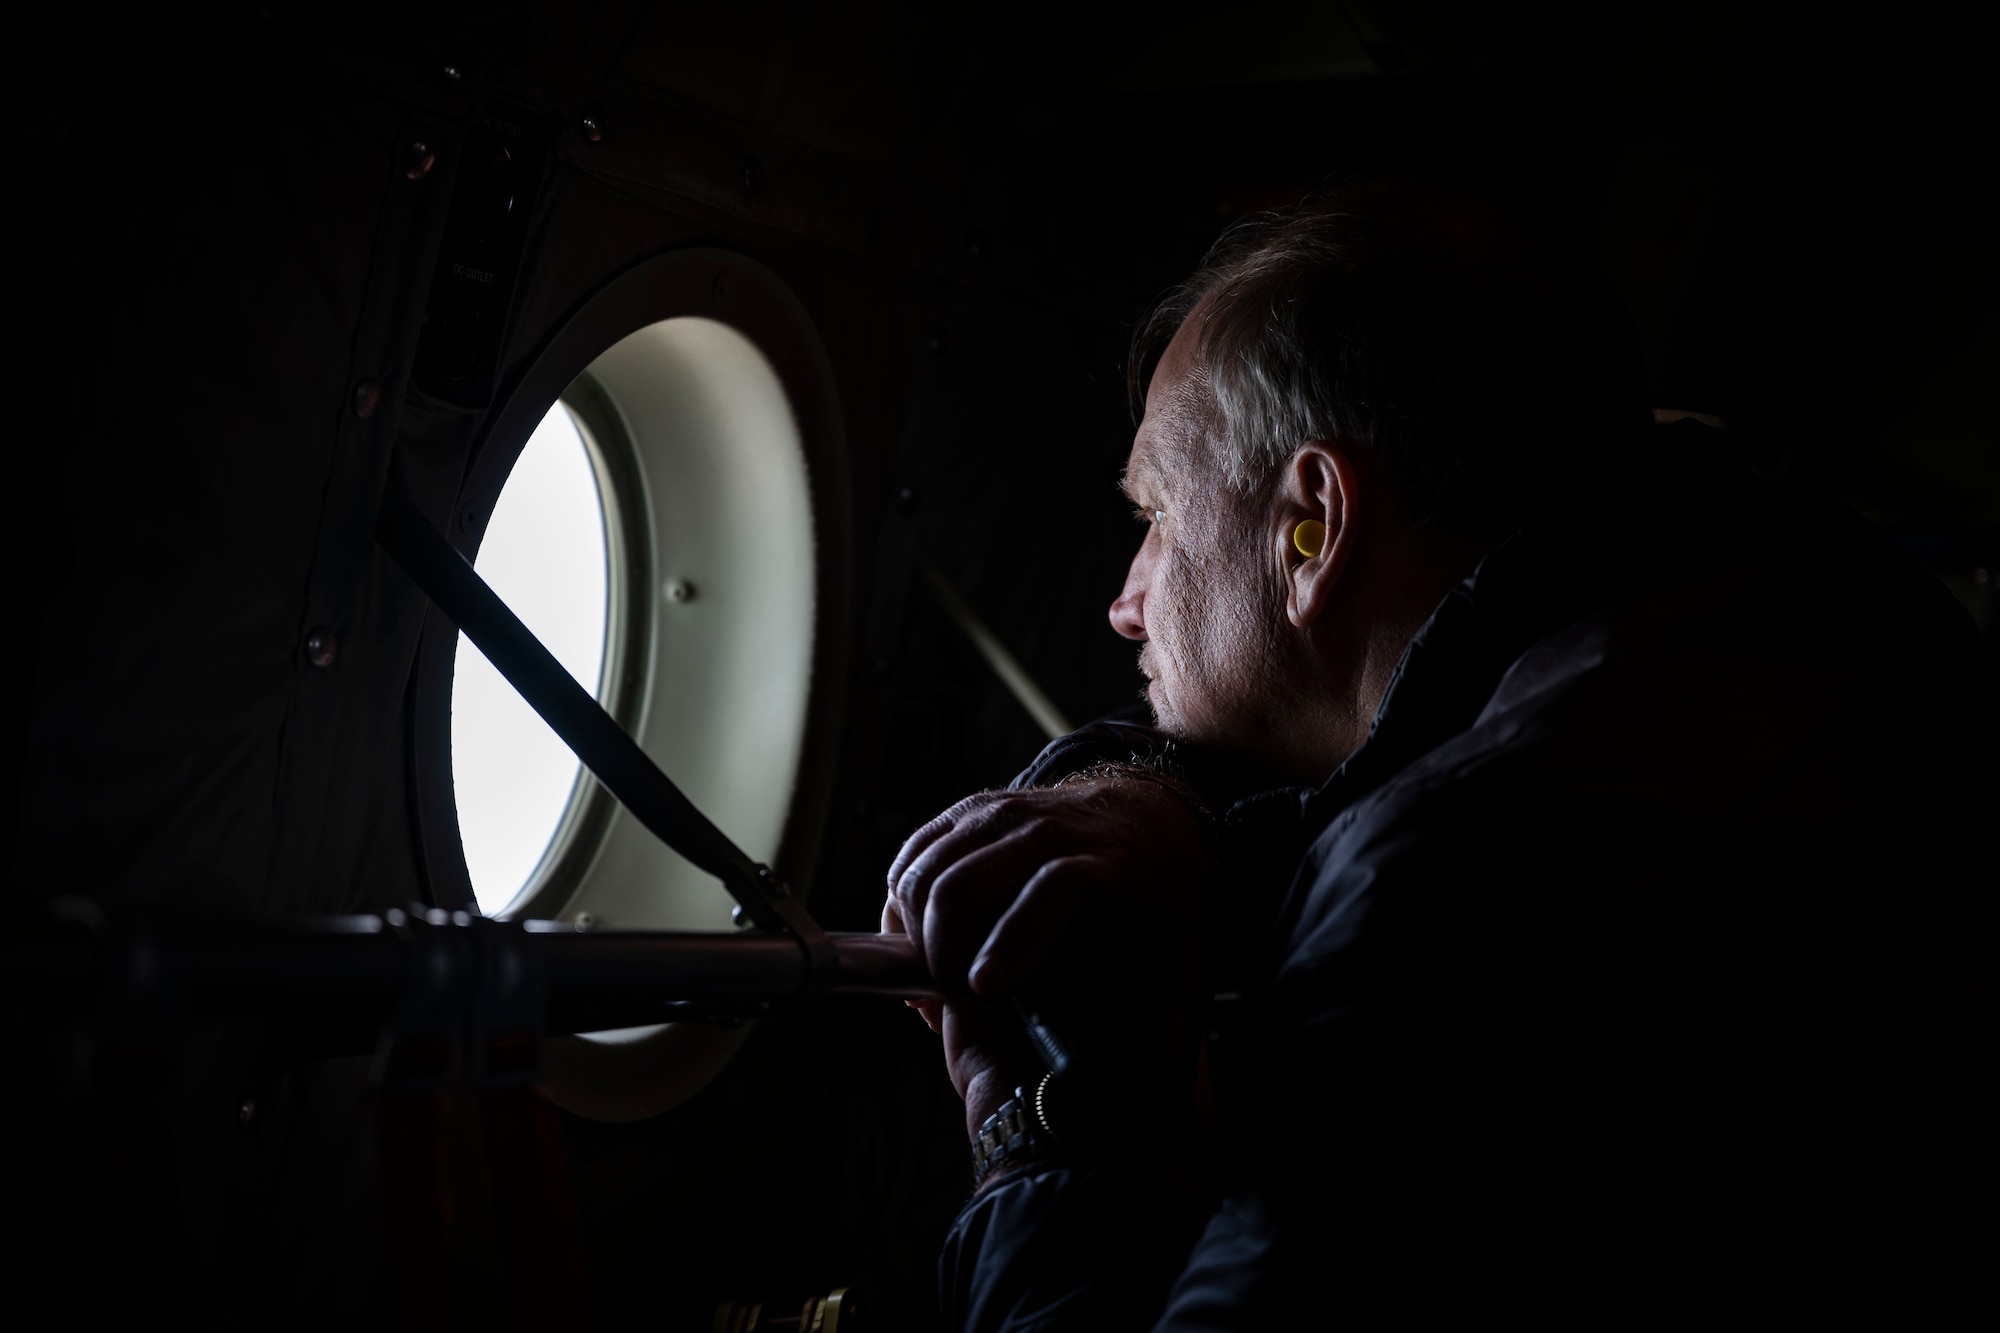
[1120,457,1159,502]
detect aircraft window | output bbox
[447,315,818,937]
[452,401,612,914]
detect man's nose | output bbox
[1108,550,1149,642]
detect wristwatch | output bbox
[970,1075,1061,1188]
[971,1066,1221,1203]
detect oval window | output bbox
[413,250,851,1114]
[451,401,612,915]
[441,313,819,933]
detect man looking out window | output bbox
[884,184,1988,1329]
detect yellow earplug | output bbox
[1293,519,1326,558]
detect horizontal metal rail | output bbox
[4,913,936,1054]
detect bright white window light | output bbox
[452,402,610,915]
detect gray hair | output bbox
[1131,184,1649,536]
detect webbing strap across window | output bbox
[375,478,835,997]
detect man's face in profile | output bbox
[1111,319,1299,757]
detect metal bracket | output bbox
[466,917,547,1086]
[373,906,474,1089]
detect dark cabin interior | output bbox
[2,2,1993,1329]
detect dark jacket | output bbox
[942,466,1992,1329]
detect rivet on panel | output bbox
[402,141,437,180]
[663,578,697,604]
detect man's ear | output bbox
[1281,441,1361,629]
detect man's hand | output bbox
[880,775,1214,1139]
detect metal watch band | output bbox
[970,1083,1058,1187]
